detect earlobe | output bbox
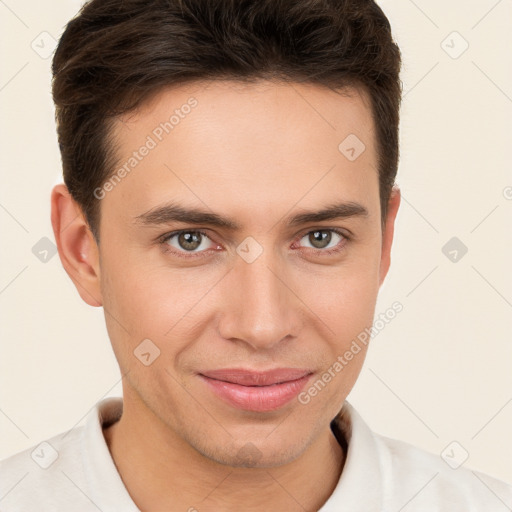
[379,186,401,286]
[50,183,103,307]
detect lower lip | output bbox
[199,374,312,412]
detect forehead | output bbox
[103,79,378,229]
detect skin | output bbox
[51,79,400,511]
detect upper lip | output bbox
[200,368,313,386]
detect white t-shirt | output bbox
[1,397,511,511]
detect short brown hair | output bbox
[52,0,402,243]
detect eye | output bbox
[158,228,348,259]
[160,230,219,256]
[296,229,347,254]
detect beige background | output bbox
[1,0,511,487]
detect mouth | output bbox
[198,368,313,412]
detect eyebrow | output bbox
[134,200,369,230]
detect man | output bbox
[1,0,511,510]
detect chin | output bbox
[194,433,309,469]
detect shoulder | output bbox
[331,402,512,511]
[0,397,131,512]
[374,432,512,511]
[0,426,96,511]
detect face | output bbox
[64,80,399,467]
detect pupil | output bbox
[310,230,331,249]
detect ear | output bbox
[379,186,401,286]
[50,183,102,307]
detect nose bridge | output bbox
[218,247,300,349]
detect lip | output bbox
[199,368,313,412]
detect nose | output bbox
[217,248,302,351]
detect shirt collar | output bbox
[82,397,383,512]
[320,401,384,511]
[80,396,139,512]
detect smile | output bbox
[199,368,313,412]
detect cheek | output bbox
[308,251,382,333]
[100,247,184,329]
[99,250,222,362]
[98,251,177,358]
[297,263,380,413]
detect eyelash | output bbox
[158,228,349,259]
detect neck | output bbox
[103,389,345,512]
